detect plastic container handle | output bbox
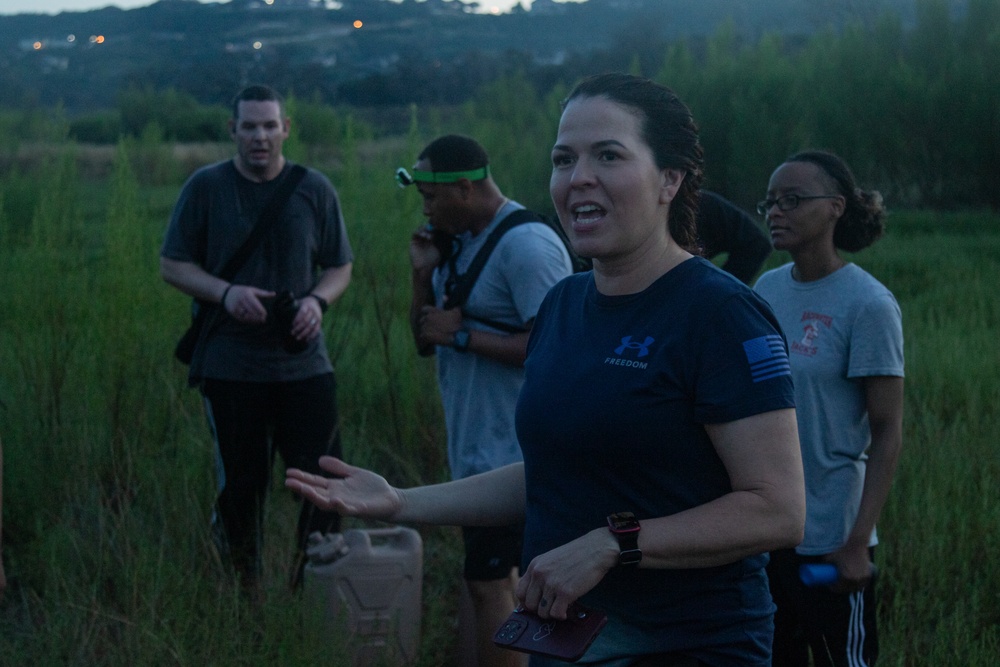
[344,527,424,553]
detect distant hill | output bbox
[0,0,960,113]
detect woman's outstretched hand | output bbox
[285,456,403,520]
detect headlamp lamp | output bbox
[395,165,490,188]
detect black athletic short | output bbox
[461,523,524,581]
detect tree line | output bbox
[1,0,995,211]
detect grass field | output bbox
[0,142,997,665]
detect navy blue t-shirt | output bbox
[516,257,795,660]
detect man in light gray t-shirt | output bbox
[403,135,571,667]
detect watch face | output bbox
[607,512,640,533]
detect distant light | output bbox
[489,7,501,14]
[253,41,263,50]
[96,35,105,44]
[353,20,363,28]
[33,41,43,50]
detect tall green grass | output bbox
[862,215,1000,664]
[0,136,997,664]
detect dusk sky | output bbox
[0,0,585,17]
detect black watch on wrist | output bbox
[607,511,642,566]
[307,293,329,313]
[451,328,471,352]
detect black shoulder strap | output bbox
[444,208,540,311]
[190,164,308,326]
[218,164,308,283]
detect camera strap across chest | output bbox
[221,163,308,284]
[182,164,308,356]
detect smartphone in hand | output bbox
[493,603,608,663]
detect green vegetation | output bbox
[4,0,997,212]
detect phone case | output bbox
[493,603,608,663]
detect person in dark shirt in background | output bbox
[697,190,772,284]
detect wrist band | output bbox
[220,284,234,308]
[308,293,329,313]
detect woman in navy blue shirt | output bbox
[288,73,805,666]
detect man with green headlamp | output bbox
[395,164,491,187]
[400,135,572,667]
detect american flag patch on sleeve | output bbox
[742,335,792,383]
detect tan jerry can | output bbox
[304,527,423,666]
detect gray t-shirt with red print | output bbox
[755,262,904,555]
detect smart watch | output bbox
[451,328,471,352]
[607,512,642,566]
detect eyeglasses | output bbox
[756,194,841,216]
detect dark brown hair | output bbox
[787,150,886,252]
[230,84,284,120]
[564,73,704,250]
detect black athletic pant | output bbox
[201,373,342,586]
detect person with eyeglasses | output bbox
[754,151,904,667]
[402,134,572,667]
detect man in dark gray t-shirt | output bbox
[160,84,353,592]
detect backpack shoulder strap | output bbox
[444,208,540,310]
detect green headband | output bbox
[395,165,490,187]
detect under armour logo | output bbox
[615,335,654,358]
